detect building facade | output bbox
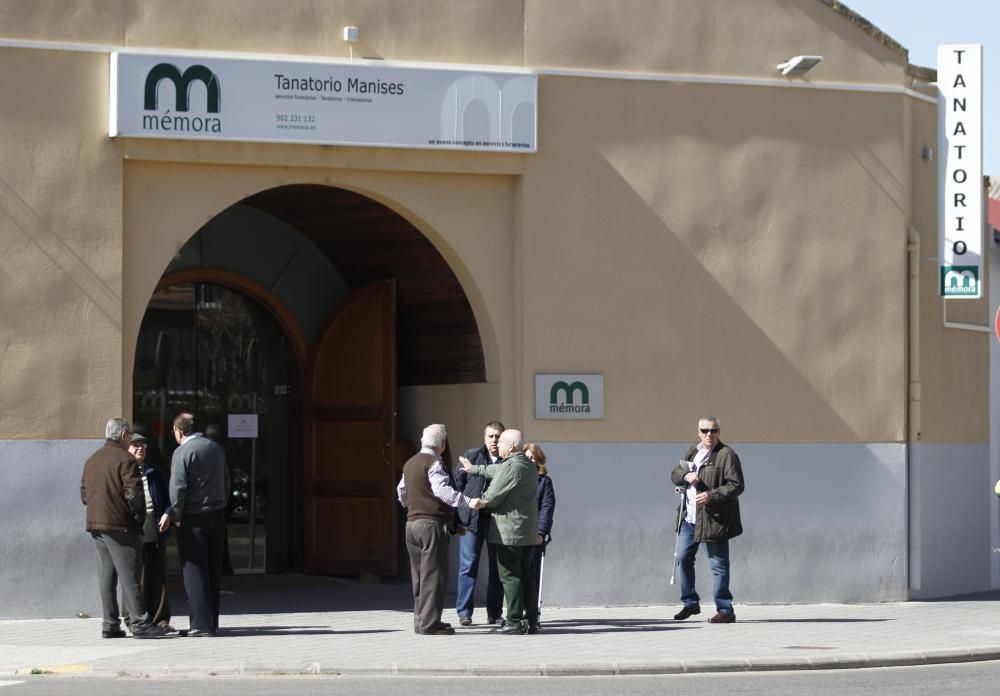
[0,0,992,618]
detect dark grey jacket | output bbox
[670,441,744,542]
[167,434,229,522]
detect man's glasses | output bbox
[700,428,720,434]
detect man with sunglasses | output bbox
[670,417,745,624]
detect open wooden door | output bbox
[304,280,397,576]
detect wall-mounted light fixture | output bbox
[922,146,935,161]
[343,26,360,43]
[776,55,823,77]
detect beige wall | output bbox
[907,99,990,444]
[0,48,123,439]
[0,0,987,445]
[0,1,910,82]
[520,76,910,443]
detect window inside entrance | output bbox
[132,282,301,574]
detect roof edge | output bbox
[818,0,908,60]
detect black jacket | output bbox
[454,445,496,532]
[536,474,555,540]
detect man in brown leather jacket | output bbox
[81,418,169,639]
[669,416,745,624]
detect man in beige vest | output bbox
[396,423,471,635]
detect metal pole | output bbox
[248,392,257,571]
[670,486,684,585]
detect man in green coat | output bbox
[464,429,539,635]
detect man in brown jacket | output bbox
[396,423,470,635]
[80,418,169,639]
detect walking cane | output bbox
[669,486,684,585]
[537,551,545,615]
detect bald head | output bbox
[497,429,524,458]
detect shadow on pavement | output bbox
[737,618,892,623]
[529,619,698,634]
[169,574,414,615]
[218,626,401,637]
[924,590,1000,602]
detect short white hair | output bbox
[105,418,130,441]
[699,416,721,429]
[420,423,447,450]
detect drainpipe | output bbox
[907,226,921,443]
[906,225,921,595]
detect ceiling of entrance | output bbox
[242,185,485,386]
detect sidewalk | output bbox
[2,577,999,677]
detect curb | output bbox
[33,647,1000,678]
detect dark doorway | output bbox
[134,184,489,582]
[132,282,301,574]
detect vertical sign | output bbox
[938,44,983,298]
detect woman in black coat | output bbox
[524,442,555,625]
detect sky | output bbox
[842,0,998,175]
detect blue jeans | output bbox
[456,525,503,620]
[676,520,733,614]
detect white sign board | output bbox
[535,374,604,420]
[110,52,537,153]
[938,44,983,298]
[228,414,259,439]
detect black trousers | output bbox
[176,509,226,632]
[123,539,171,628]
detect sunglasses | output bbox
[700,428,720,434]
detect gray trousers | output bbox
[405,519,450,634]
[92,531,151,632]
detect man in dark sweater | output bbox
[396,423,470,635]
[159,412,229,637]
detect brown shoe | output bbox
[708,611,735,624]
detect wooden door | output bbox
[304,280,397,575]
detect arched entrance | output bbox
[132,184,486,578]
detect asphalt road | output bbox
[4,661,1000,695]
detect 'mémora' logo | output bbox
[549,381,590,414]
[940,265,979,296]
[142,63,222,134]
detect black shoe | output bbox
[673,605,701,620]
[179,628,217,637]
[132,624,171,639]
[101,627,127,639]
[494,622,526,635]
[527,622,540,635]
[459,616,473,626]
[487,614,500,625]
[420,625,455,635]
[708,611,735,624]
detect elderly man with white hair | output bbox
[396,423,471,635]
[80,418,170,639]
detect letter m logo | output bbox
[940,266,978,296]
[550,381,589,405]
[144,63,221,113]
